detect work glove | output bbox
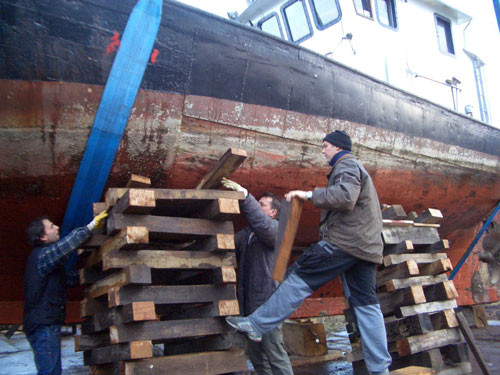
[221,177,248,197]
[87,210,109,231]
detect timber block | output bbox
[282,319,328,356]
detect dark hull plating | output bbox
[1,0,499,323]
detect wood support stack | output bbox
[76,173,249,374]
[347,205,472,375]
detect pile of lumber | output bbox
[347,205,472,375]
[75,168,251,373]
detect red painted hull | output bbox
[1,79,499,322]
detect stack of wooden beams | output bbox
[75,174,249,374]
[347,205,471,375]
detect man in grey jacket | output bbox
[222,178,293,375]
[226,131,392,375]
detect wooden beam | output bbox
[382,226,441,245]
[79,268,114,285]
[107,213,234,239]
[273,197,303,282]
[195,147,247,189]
[384,314,434,342]
[125,174,151,188]
[83,341,152,365]
[108,284,237,307]
[93,202,107,217]
[81,297,109,318]
[397,299,457,318]
[418,259,453,276]
[104,188,129,210]
[414,209,443,224]
[75,331,111,351]
[80,234,109,249]
[383,220,414,227]
[383,240,414,255]
[377,260,420,287]
[109,318,232,343]
[83,226,149,269]
[413,240,450,254]
[111,189,156,215]
[456,311,492,375]
[383,253,448,267]
[102,249,236,271]
[396,328,462,357]
[189,234,235,252]
[123,349,248,375]
[84,265,151,299]
[384,274,448,292]
[196,198,240,220]
[156,300,239,320]
[81,302,156,334]
[430,309,458,330]
[163,333,246,356]
[382,205,407,220]
[378,285,426,316]
[423,281,458,302]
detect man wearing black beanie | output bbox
[227,131,392,375]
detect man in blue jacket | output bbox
[222,177,293,375]
[226,131,392,375]
[23,211,107,375]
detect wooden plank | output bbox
[196,198,240,220]
[104,188,129,210]
[379,285,426,316]
[382,226,441,245]
[156,300,239,320]
[430,309,458,330]
[107,213,234,240]
[413,240,450,254]
[83,341,152,365]
[84,265,151,299]
[398,299,457,318]
[189,234,235,252]
[108,284,237,307]
[282,320,328,356]
[383,240,414,255]
[123,349,248,375]
[83,226,149,268]
[75,331,111,351]
[456,311,492,375]
[382,205,407,220]
[163,332,246,356]
[109,318,232,343]
[125,174,151,188]
[273,197,304,282]
[389,367,436,375]
[93,202,107,217]
[384,274,448,292]
[80,268,115,285]
[111,189,156,215]
[383,253,448,267]
[384,314,434,342]
[377,260,420,287]
[102,249,236,271]
[423,281,458,302]
[212,266,237,284]
[414,208,443,224]
[383,220,414,227]
[81,297,109,318]
[81,302,156,334]
[195,147,247,189]
[80,234,109,249]
[396,328,462,357]
[418,258,453,276]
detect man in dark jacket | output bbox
[23,211,107,375]
[222,178,293,375]
[226,131,392,375]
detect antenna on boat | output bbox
[328,32,356,57]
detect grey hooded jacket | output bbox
[311,154,384,264]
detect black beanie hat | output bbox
[323,130,352,151]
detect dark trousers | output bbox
[27,324,62,375]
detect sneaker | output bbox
[225,316,262,342]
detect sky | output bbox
[176,0,248,19]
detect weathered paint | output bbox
[1,0,500,322]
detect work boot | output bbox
[225,316,262,342]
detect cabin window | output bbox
[435,14,455,55]
[375,0,397,30]
[281,0,314,43]
[258,13,284,39]
[308,0,342,30]
[353,0,373,19]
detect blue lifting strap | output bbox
[60,0,162,236]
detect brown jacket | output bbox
[311,154,383,264]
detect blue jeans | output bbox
[27,325,62,375]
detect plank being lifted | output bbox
[195,148,248,189]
